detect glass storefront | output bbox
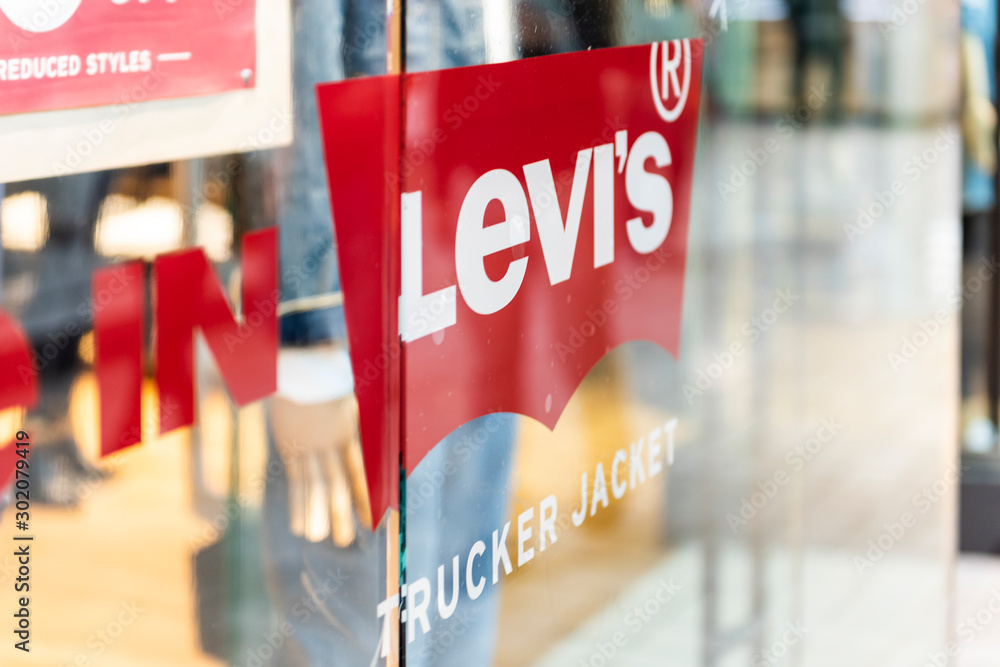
[0,0,966,665]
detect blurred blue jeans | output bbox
[270,0,517,665]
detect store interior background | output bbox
[1,0,998,665]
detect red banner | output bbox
[0,0,256,115]
[318,40,703,522]
[0,229,278,492]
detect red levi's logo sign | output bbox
[318,39,702,523]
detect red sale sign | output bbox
[0,229,279,493]
[318,40,704,522]
[0,0,256,115]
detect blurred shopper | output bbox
[787,0,847,119]
[959,0,999,453]
[2,172,113,506]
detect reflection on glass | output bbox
[0,0,963,665]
